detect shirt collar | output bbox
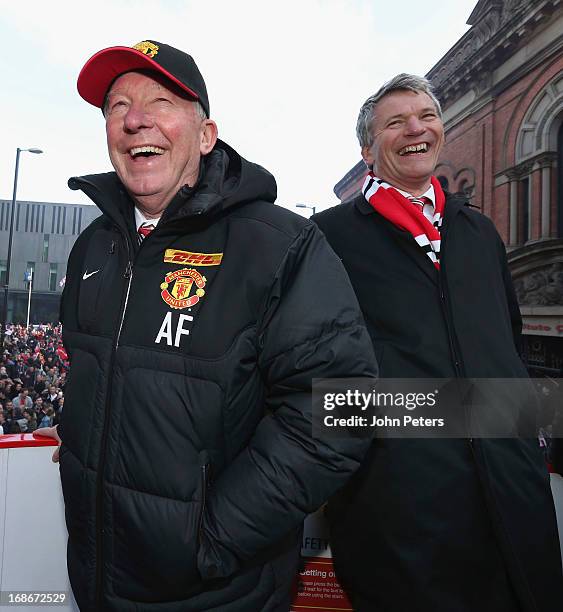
[134,207,161,232]
[395,184,436,207]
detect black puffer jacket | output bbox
[59,141,376,611]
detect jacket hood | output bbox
[68,139,277,228]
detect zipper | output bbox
[116,262,133,348]
[198,463,209,544]
[437,275,462,379]
[437,238,473,445]
[95,232,133,610]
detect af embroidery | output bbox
[160,268,206,310]
[164,249,223,266]
[133,41,159,58]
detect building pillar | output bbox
[528,169,542,240]
[541,164,551,238]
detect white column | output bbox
[541,164,551,238]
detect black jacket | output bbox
[313,193,563,612]
[59,141,377,612]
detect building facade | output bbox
[427,0,563,376]
[334,0,563,375]
[0,199,99,324]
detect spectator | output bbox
[22,409,37,433]
[13,389,32,412]
[10,382,23,400]
[37,406,55,429]
[34,373,47,396]
[0,324,68,434]
[23,366,37,388]
[4,400,16,420]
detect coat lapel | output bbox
[354,192,470,285]
[354,196,439,285]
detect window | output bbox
[0,261,6,287]
[42,234,49,262]
[49,263,58,292]
[519,178,530,244]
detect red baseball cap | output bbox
[77,39,210,117]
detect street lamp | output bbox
[296,203,316,216]
[1,147,43,345]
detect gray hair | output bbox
[193,100,207,120]
[356,73,442,149]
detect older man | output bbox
[312,74,562,611]
[36,40,376,611]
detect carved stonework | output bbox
[514,263,563,305]
[474,8,502,46]
[502,0,528,23]
[427,0,557,108]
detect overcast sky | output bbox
[1,0,477,216]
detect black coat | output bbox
[313,193,563,612]
[59,141,377,612]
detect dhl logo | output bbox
[164,249,223,266]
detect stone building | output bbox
[334,0,563,375]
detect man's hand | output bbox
[33,425,61,462]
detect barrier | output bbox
[0,434,77,611]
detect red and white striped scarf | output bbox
[362,173,446,269]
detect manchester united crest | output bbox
[160,268,206,309]
[133,41,159,58]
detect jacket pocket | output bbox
[110,454,211,603]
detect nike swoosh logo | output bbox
[82,270,100,280]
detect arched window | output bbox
[519,177,530,244]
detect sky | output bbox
[0,0,478,216]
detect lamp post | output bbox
[296,203,316,216]
[1,147,43,346]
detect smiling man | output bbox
[35,40,377,611]
[312,74,562,611]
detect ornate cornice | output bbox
[427,1,560,107]
[498,151,557,181]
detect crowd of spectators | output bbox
[0,324,68,435]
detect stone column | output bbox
[541,164,551,238]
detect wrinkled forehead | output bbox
[105,69,197,104]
